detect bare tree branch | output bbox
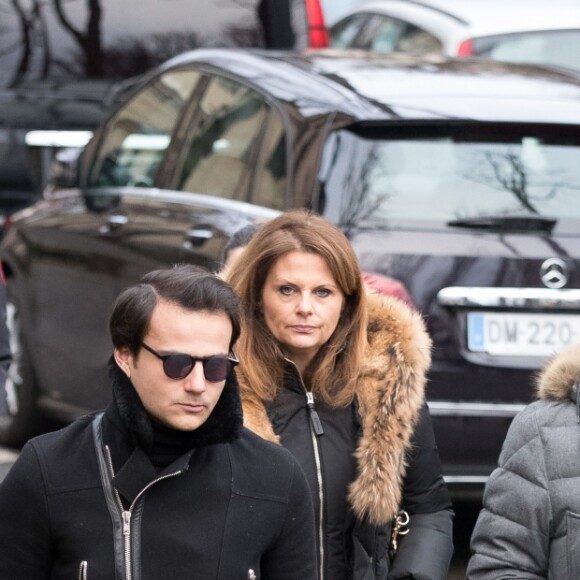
[52,0,103,77]
[8,0,33,86]
[51,0,82,44]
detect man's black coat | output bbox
[0,363,317,579]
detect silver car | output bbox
[328,0,580,72]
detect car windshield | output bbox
[319,124,580,234]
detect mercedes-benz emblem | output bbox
[540,258,568,289]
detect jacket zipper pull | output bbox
[78,560,88,580]
[122,510,131,536]
[306,392,324,435]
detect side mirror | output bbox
[25,130,93,196]
[44,147,83,195]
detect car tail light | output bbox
[1,214,15,237]
[457,39,474,57]
[305,0,329,47]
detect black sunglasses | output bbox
[140,342,238,382]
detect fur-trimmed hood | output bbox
[237,291,432,526]
[536,343,580,403]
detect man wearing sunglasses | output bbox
[0,265,317,580]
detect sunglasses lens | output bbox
[203,356,230,382]
[158,351,232,382]
[163,354,194,380]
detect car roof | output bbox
[162,48,580,125]
[351,0,580,36]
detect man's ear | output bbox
[114,347,132,378]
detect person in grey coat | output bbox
[467,342,580,579]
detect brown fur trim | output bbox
[237,292,431,526]
[239,384,280,443]
[348,292,430,525]
[536,343,580,401]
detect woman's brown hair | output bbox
[227,210,368,407]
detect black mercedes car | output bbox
[2,48,580,496]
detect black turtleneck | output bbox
[107,357,244,475]
[148,419,200,469]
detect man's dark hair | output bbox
[221,223,262,265]
[110,265,240,355]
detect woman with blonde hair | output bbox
[227,209,453,580]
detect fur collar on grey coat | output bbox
[237,291,432,526]
[536,343,580,403]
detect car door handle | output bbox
[98,214,128,234]
[183,227,214,248]
[107,214,129,227]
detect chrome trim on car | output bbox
[437,287,580,310]
[428,401,526,417]
[444,476,489,485]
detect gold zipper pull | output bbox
[390,509,410,555]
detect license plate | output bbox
[467,312,580,357]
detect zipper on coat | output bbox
[78,560,88,580]
[306,391,325,580]
[104,445,182,580]
[306,392,324,435]
[286,360,326,580]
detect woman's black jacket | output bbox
[238,292,454,580]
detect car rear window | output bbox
[472,30,580,72]
[319,124,580,234]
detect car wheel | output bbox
[0,294,41,447]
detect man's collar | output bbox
[109,357,244,453]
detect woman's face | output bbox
[262,251,345,373]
